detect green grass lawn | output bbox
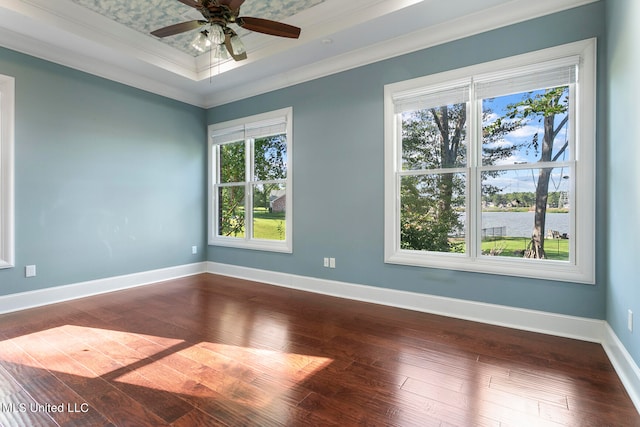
[480,237,569,261]
[253,208,286,240]
[251,207,568,259]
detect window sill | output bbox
[385,250,594,284]
[209,238,292,254]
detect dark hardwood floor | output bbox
[0,273,638,426]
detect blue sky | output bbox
[481,89,571,195]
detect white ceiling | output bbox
[0,0,595,108]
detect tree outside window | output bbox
[385,40,596,283]
[209,108,292,253]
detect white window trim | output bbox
[208,107,293,253]
[0,74,15,269]
[384,39,596,284]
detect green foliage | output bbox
[501,86,570,258]
[252,135,287,212]
[218,135,287,238]
[483,191,567,209]
[254,135,287,181]
[480,237,569,261]
[253,208,285,240]
[218,186,245,237]
[400,105,467,252]
[400,101,525,253]
[506,87,569,119]
[220,142,245,183]
[400,174,464,252]
[218,142,246,237]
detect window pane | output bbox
[254,135,287,181]
[400,173,466,253]
[220,141,245,183]
[253,183,286,241]
[481,168,570,261]
[218,186,246,238]
[482,86,571,166]
[401,104,467,171]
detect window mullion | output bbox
[568,82,577,264]
[212,145,221,239]
[467,84,481,260]
[398,167,467,176]
[245,138,253,241]
[395,114,403,254]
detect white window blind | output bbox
[393,83,470,114]
[212,116,288,144]
[475,57,578,99]
[245,116,287,139]
[211,125,245,145]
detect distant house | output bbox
[270,190,286,213]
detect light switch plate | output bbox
[25,265,36,278]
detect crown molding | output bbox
[0,26,207,107]
[203,0,599,108]
[0,0,198,78]
[0,0,598,108]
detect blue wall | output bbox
[0,3,616,323]
[207,2,608,319]
[0,47,207,295]
[606,0,640,366]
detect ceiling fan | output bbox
[151,0,302,61]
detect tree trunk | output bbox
[525,167,551,259]
[432,105,465,215]
[525,112,555,259]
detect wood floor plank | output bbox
[0,388,59,427]
[0,273,638,426]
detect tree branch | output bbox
[551,115,569,141]
[552,141,569,161]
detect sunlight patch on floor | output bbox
[0,324,333,407]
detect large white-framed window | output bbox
[209,107,293,253]
[384,39,596,284]
[0,74,15,269]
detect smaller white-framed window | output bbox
[384,39,596,284]
[0,74,15,269]
[208,107,293,253]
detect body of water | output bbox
[481,211,570,237]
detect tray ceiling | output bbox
[69,0,327,56]
[0,0,596,108]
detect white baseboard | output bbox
[0,262,207,314]
[206,261,604,343]
[602,323,640,413]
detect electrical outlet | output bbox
[329,258,336,269]
[192,245,198,255]
[629,310,633,332]
[323,257,329,267]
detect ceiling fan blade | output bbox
[224,30,247,61]
[219,0,245,11]
[237,17,301,38]
[151,20,205,38]
[177,0,201,8]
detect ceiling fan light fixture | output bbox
[151,0,301,62]
[209,24,225,45]
[214,43,229,60]
[191,30,211,52]
[230,34,246,55]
